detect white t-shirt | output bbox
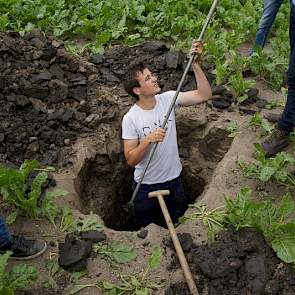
[122,91,182,184]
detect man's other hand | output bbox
[145,128,166,143]
[190,40,203,63]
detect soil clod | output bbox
[58,235,92,272]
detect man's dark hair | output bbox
[123,62,146,101]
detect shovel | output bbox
[149,190,199,295]
[124,0,220,214]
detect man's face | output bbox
[134,68,161,97]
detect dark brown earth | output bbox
[165,228,295,295]
[0,29,259,167]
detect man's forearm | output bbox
[126,139,150,167]
[192,63,212,100]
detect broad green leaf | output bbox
[60,206,76,232]
[0,251,11,275]
[277,194,295,221]
[7,264,38,290]
[39,196,60,225]
[109,241,137,264]
[6,210,19,225]
[259,166,275,182]
[148,247,161,269]
[70,269,88,283]
[27,172,48,217]
[76,212,102,232]
[272,238,295,264]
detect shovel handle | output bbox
[148,191,199,295]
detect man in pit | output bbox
[122,41,212,228]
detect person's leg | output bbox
[164,176,188,224]
[278,46,295,132]
[290,0,295,52]
[0,218,12,248]
[254,0,284,48]
[133,182,160,229]
[262,38,295,156]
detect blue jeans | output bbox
[254,0,285,48]
[278,1,295,132]
[0,218,11,248]
[133,176,188,229]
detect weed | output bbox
[238,144,295,188]
[93,240,137,264]
[226,122,240,138]
[179,204,226,242]
[71,247,162,295]
[0,251,38,294]
[60,207,102,233]
[0,160,67,224]
[249,113,274,135]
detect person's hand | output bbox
[145,128,166,143]
[190,40,203,63]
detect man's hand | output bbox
[145,128,166,143]
[190,40,203,63]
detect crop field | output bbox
[1,0,295,294]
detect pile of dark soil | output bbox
[165,228,295,295]
[0,29,258,166]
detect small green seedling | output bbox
[226,121,240,138]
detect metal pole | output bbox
[128,0,219,206]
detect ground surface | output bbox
[1,30,295,294]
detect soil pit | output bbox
[75,152,206,231]
[75,123,233,231]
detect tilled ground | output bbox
[0,29,261,167]
[1,30,289,295]
[165,228,295,295]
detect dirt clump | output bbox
[1,30,241,167]
[165,228,295,295]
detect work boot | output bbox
[262,127,290,157]
[263,112,282,123]
[0,235,47,260]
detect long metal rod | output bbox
[129,0,219,205]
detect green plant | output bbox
[70,269,88,284]
[249,112,274,135]
[238,143,295,188]
[44,259,64,291]
[265,100,285,110]
[228,72,255,104]
[71,247,162,295]
[0,251,38,294]
[0,0,290,90]
[214,60,229,86]
[181,187,295,265]
[0,160,67,224]
[179,204,226,242]
[93,240,137,264]
[225,187,295,264]
[60,208,103,233]
[248,48,286,90]
[226,122,240,138]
